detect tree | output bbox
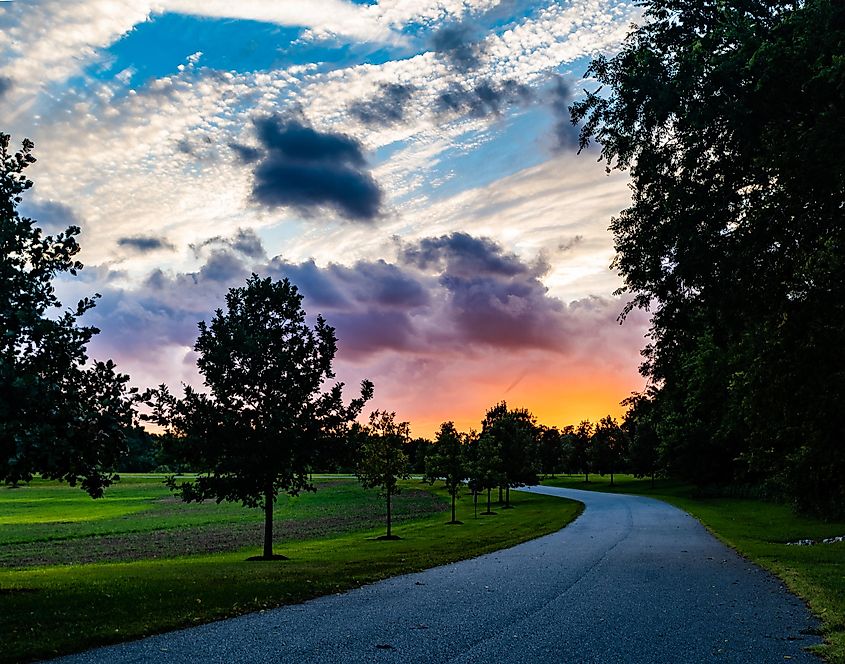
[482,402,539,508]
[572,0,845,515]
[559,425,576,475]
[147,275,372,559]
[425,421,467,524]
[356,410,410,539]
[622,393,661,487]
[0,133,136,497]
[538,425,563,478]
[572,420,593,482]
[468,431,502,515]
[590,415,627,486]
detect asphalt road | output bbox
[53,485,822,663]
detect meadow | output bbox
[0,475,581,663]
[543,474,845,662]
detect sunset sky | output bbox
[0,0,650,437]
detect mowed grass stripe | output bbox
[0,479,581,663]
[0,478,435,548]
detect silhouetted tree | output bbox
[622,393,661,487]
[591,415,626,486]
[470,431,502,515]
[356,410,410,539]
[572,420,593,482]
[118,427,159,473]
[572,0,845,515]
[0,133,136,496]
[559,425,576,475]
[405,437,432,474]
[425,421,467,524]
[482,402,539,508]
[538,425,563,478]
[147,275,372,559]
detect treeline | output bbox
[571,0,845,517]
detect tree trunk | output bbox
[451,490,457,523]
[386,489,392,537]
[487,487,492,513]
[585,472,589,483]
[651,470,655,489]
[505,486,510,508]
[610,471,614,486]
[498,486,503,504]
[263,483,274,559]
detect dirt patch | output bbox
[1,489,446,568]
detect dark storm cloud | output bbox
[401,232,533,278]
[400,232,562,350]
[0,76,12,100]
[91,230,638,370]
[270,258,430,311]
[191,228,266,260]
[229,142,262,164]
[17,199,82,233]
[349,83,418,127]
[430,23,486,71]
[245,116,383,222]
[436,79,533,119]
[117,236,176,253]
[548,76,580,151]
[199,250,249,283]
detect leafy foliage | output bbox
[355,410,410,538]
[590,415,626,485]
[481,401,539,506]
[425,421,467,523]
[573,0,845,514]
[0,133,135,497]
[147,274,372,557]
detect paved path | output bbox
[54,486,821,663]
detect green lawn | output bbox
[543,474,845,663]
[0,476,581,663]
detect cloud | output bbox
[117,236,176,253]
[398,232,564,351]
[401,232,534,278]
[558,235,584,253]
[0,76,11,100]
[246,116,384,222]
[17,199,83,233]
[436,78,533,118]
[547,75,580,151]
[348,83,418,127]
[91,230,594,367]
[81,227,648,435]
[430,23,485,70]
[190,228,266,260]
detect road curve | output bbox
[53,486,821,663]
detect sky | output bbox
[0,0,650,437]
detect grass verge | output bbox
[0,478,580,662]
[543,474,845,662]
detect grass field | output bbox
[543,474,845,663]
[0,475,581,663]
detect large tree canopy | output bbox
[0,134,135,497]
[150,274,373,559]
[573,0,845,513]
